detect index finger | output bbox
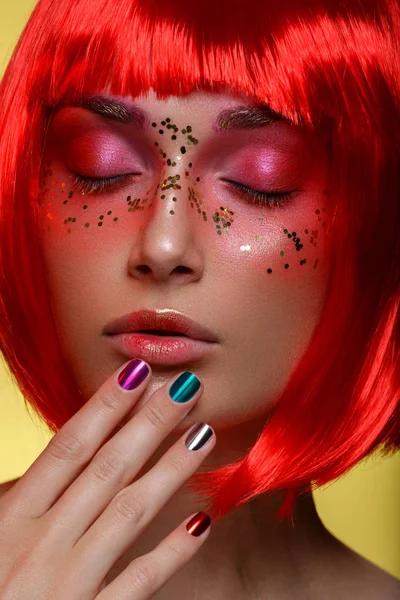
[2,358,151,519]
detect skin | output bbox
[34,88,399,598]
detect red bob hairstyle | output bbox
[0,0,399,523]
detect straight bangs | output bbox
[0,0,399,521]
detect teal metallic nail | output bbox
[169,371,201,403]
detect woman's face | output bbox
[39,88,331,433]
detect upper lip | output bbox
[103,308,219,343]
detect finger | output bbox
[43,371,204,546]
[3,358,151,518]
[69,422,215,594]
[96,511,211,600]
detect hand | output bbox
[0,358,215,599]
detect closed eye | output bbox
[223,179,300,208]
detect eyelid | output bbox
[221,178,295,196]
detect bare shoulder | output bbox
[318,533,400,600]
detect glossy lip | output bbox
[103,308,219,343]
[106,332,216,366]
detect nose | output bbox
[127,168,205,285]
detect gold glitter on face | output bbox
[39,91,331,289]
[149,118,206,218]
[213,206,235,235]
[262,205,328,274]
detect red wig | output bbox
[0,0,399,523]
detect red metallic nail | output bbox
[186,511,211,537]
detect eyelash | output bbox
[70,173,295,208]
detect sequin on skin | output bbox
[39,135,327,279]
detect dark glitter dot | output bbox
[166,124,172,129]
[172,135,177,140]
[68,191,73,198]
[154,142,159,146]
[163,153,166,158]
[83,204,88,209]
[196,177,200,182]
[283,228,288,234]
[173,197,177,201]
[67,217,72,222]
[285,264,289,269]
[182,129,187,134]
[99,215,104,220]
[98,222,103,226]
[114,217,118,221]
[85,223,89,227]
[161,121,166,126]
[304,229,309,234]
[63,200,68,204]
[267,268,272,273]
[189,162,192,167]
[159,130,164,134]
[292,231,296,236]
[288,234,292,238]
[107,210,112,215]
[152,122,157,127]
[166,118,171,123]
[172,161,176,166]
[72,218,76,222]
[181,146,186,154]
[161,195,165,199]
[167,159,171,165]
[170,210,174,214]
[315,209,320,214]
[127,196,131,201]
[187,126,192,133]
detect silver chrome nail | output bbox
[185,422,214,451]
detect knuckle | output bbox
[165,539,186,562]
[111,488,146,525]
[127,558,159,592]
[143,401,168,431]
[90,447,125,485]
[98,391,121,415]
[47,430,87,462]
[165,450,188,476]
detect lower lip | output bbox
[106,332,218,365]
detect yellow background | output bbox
[0,0,399,580]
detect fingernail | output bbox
[118,359,150,390]
[185,422,214,451]
[186,511,211,536]
[169,371,201,403]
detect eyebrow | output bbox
[53,96,288,130]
